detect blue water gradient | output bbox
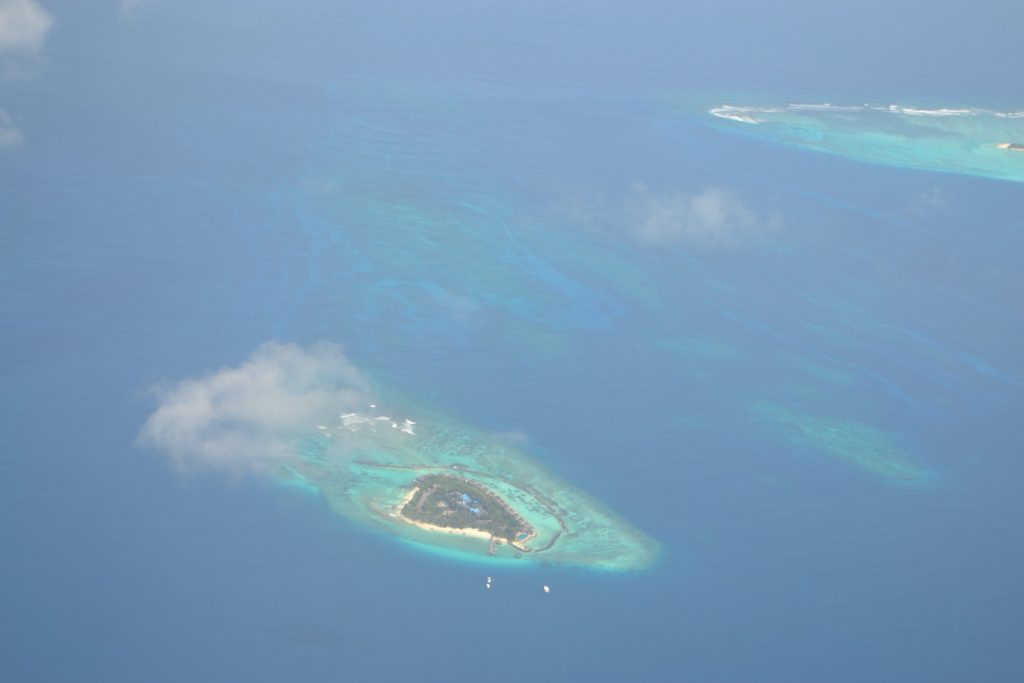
[3,1,1024,682]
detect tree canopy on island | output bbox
[402,474,530,542]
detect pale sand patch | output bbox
[393,486,492,541]
[399,517,493,541]
[397,486,418,509]
[997,142,1024,151]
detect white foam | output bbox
[788,103,863,112]
[713,102,1023,124]
[709,105,765,124]
[887,105,975,117]
[341,413,375,431]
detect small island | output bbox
[997,142,1024,152]
[145,348,660,572]
[290,403,659,570]
[399,474,534,548]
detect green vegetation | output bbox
[401,474,531,542]
[290,402,661,571]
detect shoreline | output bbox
[393,486,494,541]
[349,455,658,570]
[375,464,564,552]
[398,516,494,542]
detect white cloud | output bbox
[0,1,52,146]
[139,342,375,474]
[0,0,52,55]
[627,183,775,248]
[0,108,23,148]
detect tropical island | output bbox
[286,402,661,571]
[140,343,660,572]
[705,101,1024,183]
[399,474,535,548]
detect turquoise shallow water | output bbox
[3,2,1024,682]
[705,102,1024,182]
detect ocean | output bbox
[2,1,1023,681]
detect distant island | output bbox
[399,474,535,548]
[706,101,1024,183]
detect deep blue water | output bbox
[3,2,1023,682]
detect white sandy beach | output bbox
[399,518,493,541]
[393,486,493,541]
